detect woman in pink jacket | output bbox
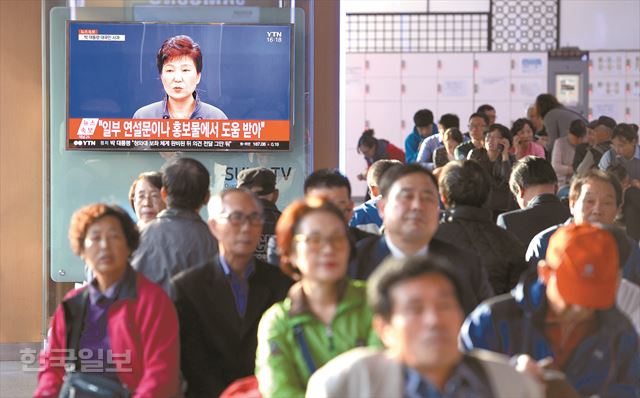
[511,118,546,160]
[35,204,180,398]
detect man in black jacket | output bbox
[573,116,616,174]
[237,167,281,262]
[497,156,570,247]
[436,160,527,295]
[350,164,494,315]
[172,188,292,397]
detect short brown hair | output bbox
[442,128,464,145]
[275,197,349,278]
[157,35,202,74]
[128,171,163,211]
[68,204,139,256]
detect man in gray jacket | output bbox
[307,255,542,398]
[132,157,217,296]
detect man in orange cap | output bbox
[460,223,639,397]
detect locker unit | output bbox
[589,50,640,121]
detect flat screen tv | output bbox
[67,21,293,151]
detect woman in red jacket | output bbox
[35,204,180,398]
[356,129,405,181]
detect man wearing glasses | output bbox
[172,188,292,397]
[454,112,489,160]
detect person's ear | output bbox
[207,218,219,239]
[372,315,392,348]
[273,189,280,203]
[568,198,576,215]
[282,255,301,281]
[537,259,551,283]
[196,72,201,85]
[440,193,449,208]
[160,186,168,201]
[370,185,380,198]
[202,190,211,207]
[377,197,386,220]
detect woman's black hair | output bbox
[569,119,587,138]
[612,123,639,143]
[357,129,378,152]
[484,123,513,146]
[510,118,535,138]
[535,94,561,118]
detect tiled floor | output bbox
[0,361,38,398]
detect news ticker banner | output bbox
[67,118,291,151]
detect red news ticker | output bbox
[78,29,99,35]
[68,118,291,142]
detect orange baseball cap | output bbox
[546,224,619,309]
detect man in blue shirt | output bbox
[598,123,640,182]
[404,109,436,164]
[526,169,640,286]
[415,113,462,169]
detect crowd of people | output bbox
[35,93,639,398]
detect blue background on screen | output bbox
[68,22,291,120]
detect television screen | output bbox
[67,21,293,151]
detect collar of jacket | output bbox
[259,198,281,213]
[287,278,350,319]
[594,140,612,153]
[63,265,138,353]
[443,205,493,223]
[527,193,560,208]
[160,92,204,119]
[157,207,203,221]
[66,265,138,308]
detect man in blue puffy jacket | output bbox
[404,109,436,164]
[460,223,639,397]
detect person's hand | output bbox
[357,173,366,181]
[499,137,511,153]
[630,179,640,189]
[499,137,511,160]
[512,133,522,147]
[513,354,543,380]
[514,356,580,398]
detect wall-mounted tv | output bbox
[67,21,293,151]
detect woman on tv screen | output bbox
[133,35,227,120]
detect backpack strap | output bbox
[293,324,317,374]
[64,289,90,371]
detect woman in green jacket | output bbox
[256,197,379,397]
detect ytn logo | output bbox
[267,31,283,43]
